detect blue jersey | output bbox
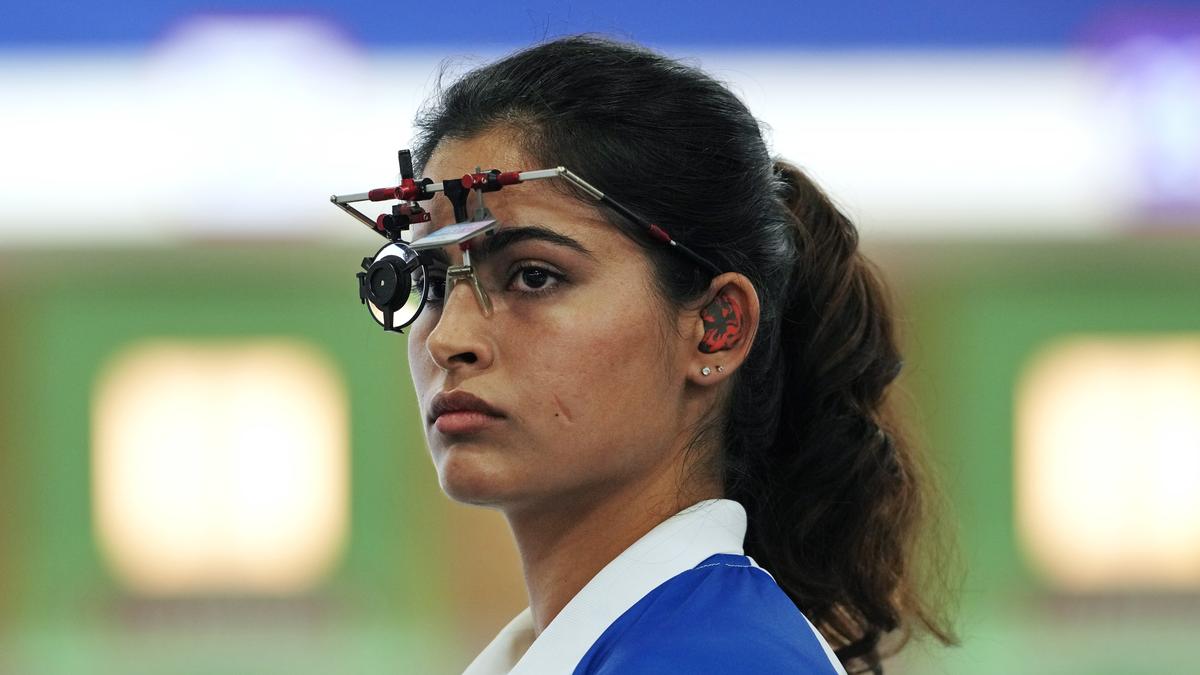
[574,553,843,674]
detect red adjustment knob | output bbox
[462,170,518,192]
[396,178,427,201]
[368,186,398,201]
[374,214,390,232]
[394,204,431,223]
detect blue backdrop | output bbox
[1,0,1181,49]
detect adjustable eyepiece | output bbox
[356,242,428,332]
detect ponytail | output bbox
[726,161,955,673]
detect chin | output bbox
[433,442,519,506]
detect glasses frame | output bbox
[331,150,723,332]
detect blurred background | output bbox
[1,1,1198,673]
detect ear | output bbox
[684,272,760,387]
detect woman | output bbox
[401,36,955,674]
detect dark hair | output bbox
[413,35,956,673]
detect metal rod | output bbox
[331,198,379,231]
[331,192,372,204]
[558,168,604,199]
[518,167,565,182]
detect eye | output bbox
[508,263,563,295]
[422,270,447,306]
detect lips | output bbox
[428,390,506,434]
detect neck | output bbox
[504,475,720,636]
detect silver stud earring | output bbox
[700,366,712,376]
[716,365,725,373]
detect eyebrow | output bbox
[477,224,596,260]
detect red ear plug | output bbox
[698,293,743,354]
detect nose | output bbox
[425,276,495,372]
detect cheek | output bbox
[513,298,671,434]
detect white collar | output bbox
[462,498,747,675]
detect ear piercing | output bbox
[701,365,726,377]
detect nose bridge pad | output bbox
[446,265,493,316]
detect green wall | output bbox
[886,238,1200,674]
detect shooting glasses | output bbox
[331,150,721,332]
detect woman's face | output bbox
[407,130,698,512]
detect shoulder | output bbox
[573,554,843,675]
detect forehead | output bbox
[413,131,620,246]
[422,130,528,179]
